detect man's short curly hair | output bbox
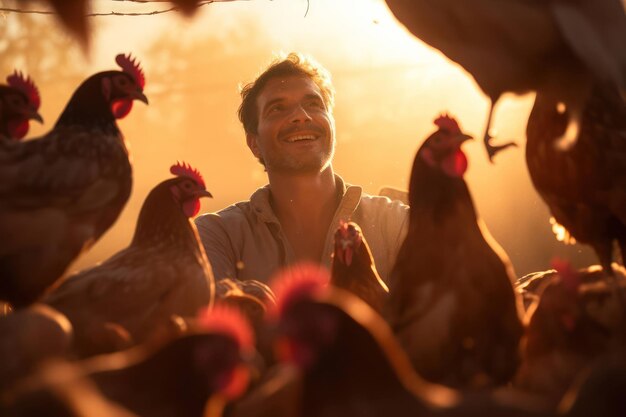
[238,52,335,135]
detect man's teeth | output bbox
[287,135,316,142]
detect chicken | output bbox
[267,262,458,417]
[330,220,389,314]
[385,114,524,388]
[526,82,626,277]
[265,262,550,417]
[44,162,215,358]
[0,304,73,393]
[384,0,626,161]
[0,71,43,140]
[0,53,148,309]
[516,261,626,404]
[2,305,255,417]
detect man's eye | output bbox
[306,100,324,109]
[268,105,284,113]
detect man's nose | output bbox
[289,105,312,123]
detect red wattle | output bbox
[8,119,28,139]
[183,199,201,218]
[443,149,468,177]
[111,100,133,119]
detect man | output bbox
[195,52,408,283]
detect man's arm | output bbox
[194,214,238,280]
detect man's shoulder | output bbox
[194,200,255,230]
[358,191,409,214]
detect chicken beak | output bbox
[132,90,149,105]
[456,133,473,144]
[30,110,44,124]
[197,189,213,199]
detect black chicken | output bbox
[0,71,43,140]
[331,221,389,314]
[526,82,626,277]
[384,0,626,161]
[44,162,215,358]
[0,54,148,309]
[386,114,524,388]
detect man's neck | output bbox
[267,166,340,261]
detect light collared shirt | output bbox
[194,175,409,284]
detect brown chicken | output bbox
[0,54,148,309]
[265,262,551,417]
[386,114,524,388]
[44,162,214,357]
[384,0,626,161]
[0,304,73,393]
[526,82,626,277]
[0,71,43,140]
[330,221,389,314]
[516,261,626,404]
[3,305,255,417]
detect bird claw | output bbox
[484,133,517,163]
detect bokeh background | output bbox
[1,0,595,276]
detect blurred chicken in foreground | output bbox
[526,82,626,277]
[385,0,626,161]
[0,304,72,393]
[386,114,523,388]
[2,305,255,417]
[0,71,43,140]
[258,262,551,417]
[0,54,148,309]
[44,162,215,358]
[331,221,389,314]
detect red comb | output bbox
[7,71,40,109]
[196,304,255,351]
[270,262,330,319]
[170,161,206,188]
[551,258,581,293]
[434,113,461,133]
[115,53,145,89]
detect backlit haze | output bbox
[2,0,595,277]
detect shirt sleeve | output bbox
[194,213,237,280]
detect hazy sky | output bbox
[5,0,596,275]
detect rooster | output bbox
[516,261,626,404]
[265,262,550,417]
[0,53,148,309]
[384,0,626,161]
[526,82,626,277]
[0,71,43,140]
[385,114,524,388]
[44,162,215,358]
[331,221,389,314]
[3,305,255,417]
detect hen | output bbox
[526,82,626,277]
[384,0,626,161]
[0,71,43,140]
[265,262,550,417]
[330,221,389,314]
[3,305,255,417]
[516,261,626,404]
[386,114,524,388]
[44,162,215,357]
[0,54,148,309]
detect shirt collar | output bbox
[249,174,362,224]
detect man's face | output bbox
[247,75,336,174]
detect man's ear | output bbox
[246,132,261,159]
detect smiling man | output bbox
[195,52,408,284]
